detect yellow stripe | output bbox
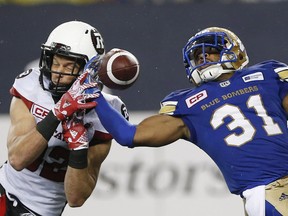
[278,70,288,80]
[159,105,176,114]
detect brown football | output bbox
[98,48,140,90]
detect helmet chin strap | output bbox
[191,64,234,85]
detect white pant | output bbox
[242,176,288,216]
[242,185,265,216]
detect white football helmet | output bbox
[39,20,105,97]
[183,27,249,86]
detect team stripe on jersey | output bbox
[277,70,288,80]
[275,67,288,80]
[159,101,177,114]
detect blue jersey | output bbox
[160,60,288,195]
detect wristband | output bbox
[68,149,88,169]
[36,111,60,141]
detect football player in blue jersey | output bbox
[84,27,288,215]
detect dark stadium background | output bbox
[0,2,287,113]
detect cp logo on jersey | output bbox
[185,90,207,108]
[31,104,49,119]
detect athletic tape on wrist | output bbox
[36,111,60,141]
[68,149,88,169]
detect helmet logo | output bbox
[91,29,105,55]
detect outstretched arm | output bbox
[84,55,190,147]
[133,114,190,147]
[94,93,190,148]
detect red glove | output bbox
[53,72,100,121]
[62,113,89,150]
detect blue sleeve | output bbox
[94,93,136,148]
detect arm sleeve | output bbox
[94,93,136,148]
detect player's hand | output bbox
[84,54,101,80]
[53,72,100,121]
[84,54,104,93]
[62,112,89,150]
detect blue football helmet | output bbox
[183,27,249,86]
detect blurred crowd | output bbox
[0,0,287,5]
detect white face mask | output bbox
[191,64,234,86]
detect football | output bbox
[98,48,140,90]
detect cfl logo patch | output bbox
[31,104,49,119]
[185,90,207,108]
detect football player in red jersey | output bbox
[85,27,288,215]
[0,21,129,215]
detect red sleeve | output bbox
[10,87,33,110]
[0,183,7,215]
[89,131,113,146]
